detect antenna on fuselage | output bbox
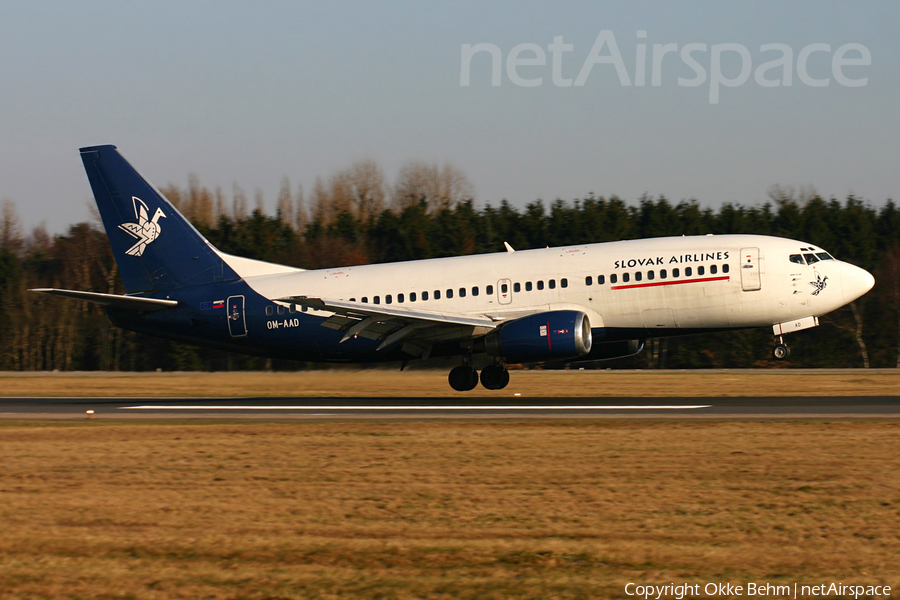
[503,242,515,253]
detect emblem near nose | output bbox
[809,272,828,296]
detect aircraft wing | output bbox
[29,288,178,312]
[277,296,498,355]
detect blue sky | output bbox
[0,1,896,232]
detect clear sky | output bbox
[0,1,896,233]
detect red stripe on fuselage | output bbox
[611,276,730,290]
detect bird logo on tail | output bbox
[118,196,166,256]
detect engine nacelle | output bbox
[485,310,592,363]
[574,339,644,362]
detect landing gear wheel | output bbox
[773,344,791,359]
[480,365,510,390]
[448,365,479,391]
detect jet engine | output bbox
[485,310,592,363]
[574,339,644,362]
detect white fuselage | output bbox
[239,234,873,335]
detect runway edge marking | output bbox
[120,404,713,411]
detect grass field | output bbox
[1,420,899,599]
[1,368,899,397]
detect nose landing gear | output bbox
[772,336,791,360]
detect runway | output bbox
[2,396,900,420]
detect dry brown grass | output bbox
[1,420,898,599]
[1,369,899,398]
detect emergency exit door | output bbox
[740,247,761,291]
[227,295,248,337]
[497,279,512,304]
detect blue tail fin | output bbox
[80,145,239,293]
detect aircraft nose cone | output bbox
[841,262,875,304]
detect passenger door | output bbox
[227,295,248,337]
[740,247,761,291]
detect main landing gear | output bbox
[480,364,510,390]
[448,360,510,391]
[772,335,791,360]
[448,365,479,391]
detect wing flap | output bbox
[279,295,496,350]
[279,296,496,328]
[30,288,178,312]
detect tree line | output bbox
[1,159,898,371]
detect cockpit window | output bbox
[803,253,820,264]
[789,254,805,264]
[816,252,834,261]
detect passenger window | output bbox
[513,283,520,293]
[410,292,416,302]
[723,264,730,273]
[660,269,667,279]
[698,266,705,276]
[526,281,533,291]
[486,285,493,295]
[362,297,368,303]
[610,274,617,284]
[790,254,805,264]
[265,306,274,316]
[635,272,642,281]
[804,253,819,264]
[623,273,630,283]
[549,280,556,289]
[277,305,285,314]
[501,283,508,293]
[561,278,568,288]
[648,270,655,280]
[446,289,453,299]
[422,291,428,300]
[710,265,717,275]
[434,290,441,300]
[385,295,392,304]
[459,287,466,298]
[685,267,692,277]
[537,281,544,290]
[673,268,680,277]
[374,296,381,304]
[289,304,296,313]
[598,275,605,285]
[584,276,592,286]
[472,287,479,297]
[398,293,404,303]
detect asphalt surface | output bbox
[1,396,900,420]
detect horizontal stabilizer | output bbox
[29,288,178,312]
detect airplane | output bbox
[31,145,875,391]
